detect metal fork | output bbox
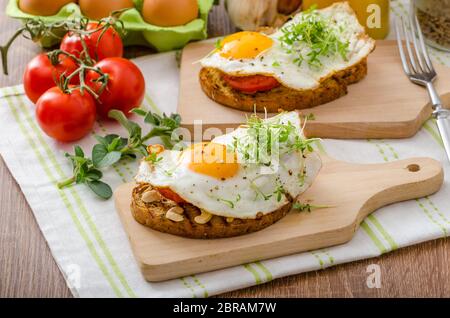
[396,14,450,162]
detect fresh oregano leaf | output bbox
[100,151,122,168]
[59,110,183,200]
[108,110,142,140]
[75,145,84,158]
[107,136,121,152]
[86,169,103,181]
[92,144,108,166]
[131,108,147,117]
[87,180,113,200]
[92,144,122,168]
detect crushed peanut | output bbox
[166,210,184,222]
[194,210,213,225]
[141,190,161,203]
[168,206,184,215]
[226,217,234,223]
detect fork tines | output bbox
[395,14,436,83]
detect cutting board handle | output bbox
[324,157,444,226]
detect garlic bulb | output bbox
[225,0,302,31]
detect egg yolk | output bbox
[187,143,239,180]
[219,32,273,59]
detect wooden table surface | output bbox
[0,0,449,298]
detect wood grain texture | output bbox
[114,157,443,282]
[0,0,449,298]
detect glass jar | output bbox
[413,0,450,52]
[302,0,390,39]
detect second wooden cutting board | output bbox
[178,40,450,139]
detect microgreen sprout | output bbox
[278,6,350,68]
[304,113,316,121]
[218,198,235,209]
[231,112,317,167]
[274,183,286,202]
[216,194,242,209]
[250,178,272,201]
[272,61,281,67]
[215,38,223,50]
[293,202,330,213]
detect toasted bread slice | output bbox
[199,58,368,113]
[131,183,293,239]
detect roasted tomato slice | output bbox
[157,188,186,204]
[222,74,280,93]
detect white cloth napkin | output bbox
[0,0,449,298]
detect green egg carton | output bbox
[6,0,215,51]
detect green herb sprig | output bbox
[58,146,113,199]
[57,109,182,199]
[274,183,286,202]
[279,6,350,68]
[216,194,242,209]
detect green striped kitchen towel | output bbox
[0,0,449,297]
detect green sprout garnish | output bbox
[279,6,350,68]
[293,202,330,213]
[304,113,316,121]
[274,183,286,202]
[250,177,273,201]
[215,38,223,50]
[230,112,317,167]
[216,194,242,209]
[218,198,235,209]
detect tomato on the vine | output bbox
[23,53,79,103]
[60,22,123,62]
[36,87,97,142]
[85,57,145,118]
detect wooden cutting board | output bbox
[114,155,443,282]
[178,40,450,140]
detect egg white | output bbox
[200,2,375,91]
[135,112,322,219]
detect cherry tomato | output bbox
[85,57,145,118]
[23,53,79,104]
[222,74,280,94]
[36,87,97,142]
[60,22,123,62]
[157,188,186,204]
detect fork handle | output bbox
[436,114,450,160]
[426,83,450,162]
[426,82,443,109]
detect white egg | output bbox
[135,112,322,219]
[200,2,375,91]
